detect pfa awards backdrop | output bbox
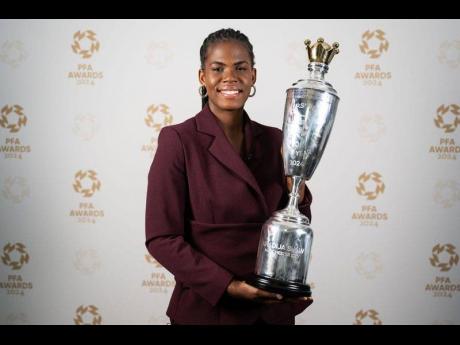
[1,19,459,325]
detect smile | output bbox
[217,88,243,97]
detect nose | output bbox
[222,68,237,83]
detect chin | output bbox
[217,100,246,111]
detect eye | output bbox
[237,67,247,71]
[212,67,224,72]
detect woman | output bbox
[145,28,313,325]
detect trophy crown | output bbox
[304,38,339,65]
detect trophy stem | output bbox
[285,175,302,216]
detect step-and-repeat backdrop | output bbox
[1,19,459,325]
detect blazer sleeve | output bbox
[145,126,234,307]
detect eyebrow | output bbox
[210,61,250,66]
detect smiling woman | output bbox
[145,28,313,325]
[199,30,256,117]
[198,32,256,156]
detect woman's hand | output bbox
[227,280,282,304]
[226,280,313,306]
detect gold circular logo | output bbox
[1,243,29,270]
[73,170,101,197]
[0,105,27,133]
[71,30,100,59]
[145,104,173,132]
[359,30,389,59]
[74,305,102,325]
[354,309,382,325]
[429,244,459,272]
[434,104,460,133]
[356,172,385,200]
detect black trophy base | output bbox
[250,274,312,298]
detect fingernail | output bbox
[276,294,283,300]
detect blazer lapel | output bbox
[195,105,269,217]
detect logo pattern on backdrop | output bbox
[73,170,101,197]
[434,104,460,133]
[354,309,382,325]
[429,244,459,272]
[1,243,29,270]
[356,172,385,200]
[71,30,100,59]
[425,243,460,298]
[74,305,102,325]
[359,30,389,59]
[356,29,391,86]
[142,104,174,158]
[0,105,27,133]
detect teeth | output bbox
[221,90,239,95]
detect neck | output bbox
[208,103,244,136]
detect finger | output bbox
[259,299,284,304]
[305,298,314,307]
[241,282,280,300]
[243,282,283,300]
[299,184,305,200]
[243,281,283,302]
[255,288,283,300]
[286,177,292,191]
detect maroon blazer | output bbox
[145,104,312,325]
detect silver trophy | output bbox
[252,38,340,297]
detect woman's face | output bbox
[199,40,256,113]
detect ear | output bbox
[198,69,206,86]
[251,67,257,85]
